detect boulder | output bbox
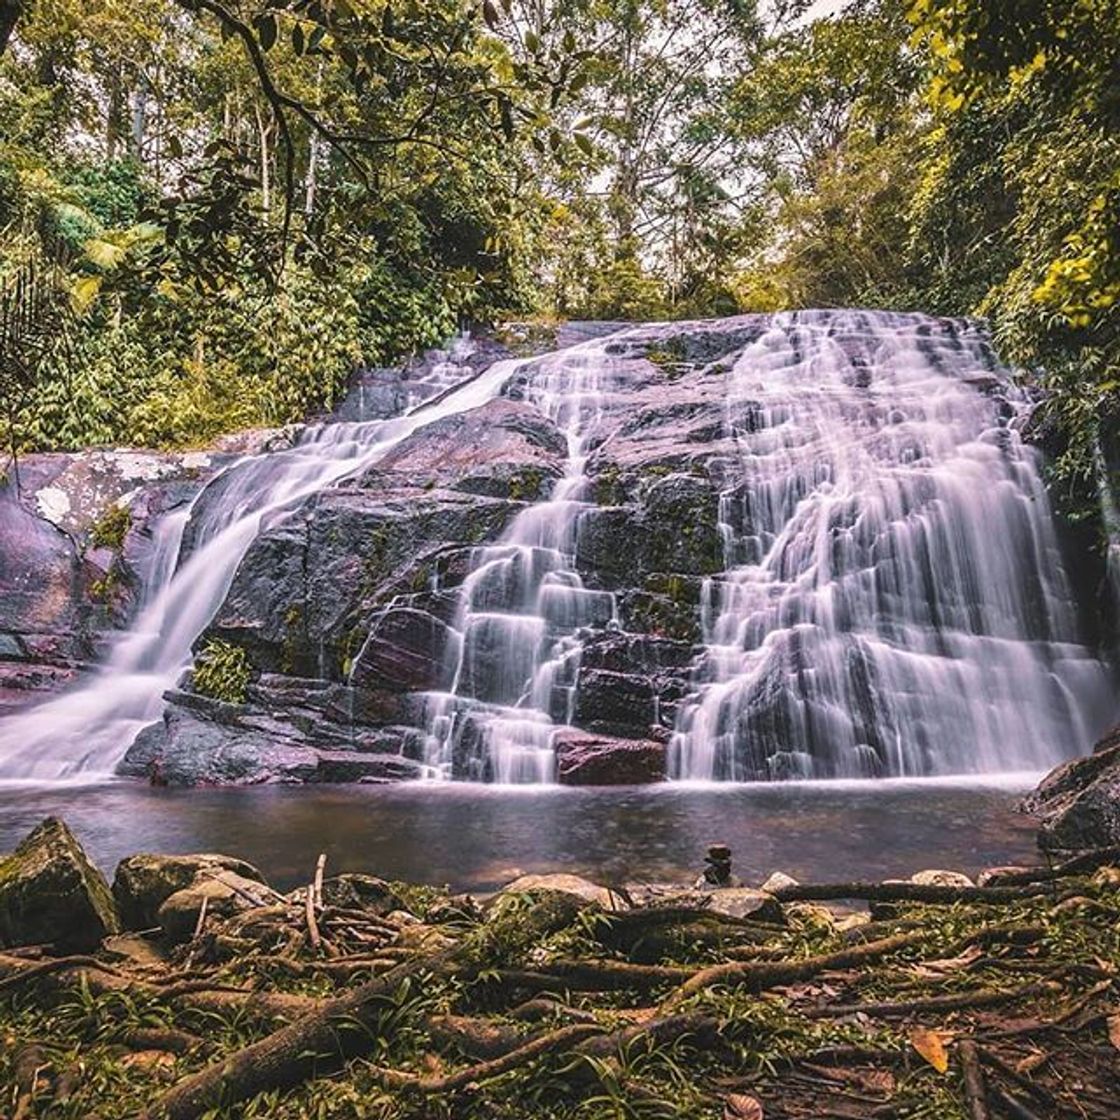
[320,874,403,916]
[113,853,266,930]
[703,888,783,924]
[501,873,617,910]
[554,730,666,785]
[1020,725,1120,850]
[0,818,118,951]
[759,871,799,894]
[157,869,276,944]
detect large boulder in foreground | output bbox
[554,730,666,785]
[113,852,266,930]
[0,818,118,951]
[1021,725,1120,850]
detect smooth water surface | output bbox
[0,779,1039,892]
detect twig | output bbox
[313,853,327,913]
[959,1040,990,1120]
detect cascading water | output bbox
[0,310,1112,786]
[669,311,1114,780]
[0,341,522,781]
[419,345,621,783]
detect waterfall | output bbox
[419,344,621,783]
[668,311,1114,780]
[0,311,1112,785]
[0,344,522,781]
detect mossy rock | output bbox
[113,852,266,930]
[0,817,119,951]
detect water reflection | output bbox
[0,779,1039,892]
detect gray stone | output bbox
[1021,725,1120,850]
[157,869,275,944]
[113,852,266,930]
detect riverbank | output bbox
[2,817,1119,1119]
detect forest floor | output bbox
[2,851,1119,1120]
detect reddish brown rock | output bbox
[554,730,666,786]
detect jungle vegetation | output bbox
[0,0,1115,479]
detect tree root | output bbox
[771,881,1059,905]
[804,981,1057,1020]
[142,948,467,1120]
[375,1022,605,1093]
[659,930,931,1012]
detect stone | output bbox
[0,817,118,951]
[703,888,783,924]
[759,871,799,893]
[554,730,665,785]
[572,669,657,738]
[349,608,456,692]
[156,869,275,944]
[113,853,266,930]
[501,873,617,910]
[320,874,402,915]
[1020,725,1120,850]
[910,869,975,888]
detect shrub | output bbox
[192,639,252,704]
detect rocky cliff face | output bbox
[116,320,763,784]
[0,449,220,714]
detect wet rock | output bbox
[554,730,666,785]
[113,853,267,930]
[573,669,657,738]
[0,818,118,951]
[1021,725,1120,850]
[204,489,519,678]
[373,399,566,499]
[119,706,424,786]
[157,869,275,944]
[349,608,456,692]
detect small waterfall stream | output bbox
[420,344,621,782]
[0,344,523,780]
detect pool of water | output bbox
[0,776,1042,892]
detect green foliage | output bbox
[88,502,131,550]
[192,638,252,704]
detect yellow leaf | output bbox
[724,1094,764,1120]
[910,1027,950,1073]
[72,274,102,313]
[1108,1013,1120,1050]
